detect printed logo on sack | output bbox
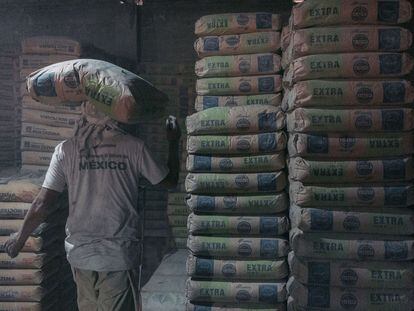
[223,196,237,209]
[238,243,252,256]
[382,110,403,131]
[356,86,374,104]
[352,34,369,50]
[384,187,407,206]
[379,29,401,50]
[237,139,251,151]
[307,134,329,154]
[197,196,215,211]
[260,217,277,235]
[258,55,273,72]
[352,6,368,21]
[258,112,277,131]
[259,133,277,152]
[383,82,405,103]
[203,38,219,51]
[219,158,233,171]
[385,241,408,260]
[257,173,277,192]
[194,156,212,171]
[308,262,330,285]
[236,118,251,130]
[357,187,375,201]
[226,36,240,47]
[34,72,57,97]
[379,54,402,75]
[310,209,333,231]
[203,96,219,109]
[356,161,373,176]
[308,286,330,308]
[239,81,252,93]
[340,293,358,310]
[357,244,375,259]
[195,258,214,276]
[237,14,250,26]
[238,60,251,74]
[235,175,249,188]
[355,113,373,130]
[222,263,236,277]
[343,216,361,231]
[383,159,405,180]
[339,135,356,150]
[236,290,251,302]
[256,13,272,29]
[340,269,359,286]
[260,239,277,258]
[378,1,399,23]
[353,59,371,75]
[259,285,277,303]
[258,77,275,93]
[63,72,79,89]
[237,221,252,234]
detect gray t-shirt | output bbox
[43,128,169,271]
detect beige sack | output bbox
[195,94,282,111]
[0,302,42,311]
[281,26,291,51]
[195,13,282,36]
[0,252,55,269]
[195,54,281,78]
[187,303,286,311]
[287,108,414,132]
[0,202,31,219]
[21,152,53,166]
[187,235,289,259]
[0,264,58,285]
[288,252,414,289]
[288,132,414,158]
[187,132,286,155]
[21,109,79,128]
[0,180,40,203]
[22,96,81,114]
[288,157,414,183]
[21,36,81,56]
[167,205,189,216]
[186,279,287,304]
[187,193,288,215]
[194,32,281,57]
[186,105,285,135]
[21,122,73,141]
[21,137,61,153]
[0,285,53,302]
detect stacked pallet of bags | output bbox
[282,1,414,310]
[19,36,82,175]
[186,12,290,311]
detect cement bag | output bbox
[287,277,414,311]
[187,193,288,215]
[27,59,169,124]
[171,227,187,238]
[187,132,287,155]
[187,153,285,173]
[187,105,285,135]
[21,123,73,141]
[187,236,289,259]
[195,94,282,112]
[188,214,289,236]
[194,32,281,57]
[287,108,414,133]
[21,152,53,166]
[186,279,287,304]
[288,252,414,289]
[0,264,58,285]
[290,228,414,261]
[290,181,414,208]
[195,54,281,78]
[22,96,81,114]
[289,157,414,183]
[0,285,53,302]
[0,302,42,311]
[283,53,414,86]
[22,109,79,128]
[21,137,61,153]
[187,254,288,280]
[20,165,49,176]
[168,192,188,205]
[167,205,188,216]
[287,132,414,159]
[0,180,40,203]
[281,26,291,52]
[19,54,77,72]
[187,303,286,311]
[21,36,81,56]
[173,238,187,249]
[0,203,31,219]
[185,172,286,194]
[168,215,188,227]
[292,0,413,29]
[195,13,282,36]
[290,205,414,235]
[0,253,55,269]
[0,219,49,236]
[283,79,414,111]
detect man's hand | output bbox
[4,233,24,258]
[166,116,181,142]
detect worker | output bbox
[4,102,181,311]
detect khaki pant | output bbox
[72,268,141,311]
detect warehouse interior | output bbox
[0,0,413,310]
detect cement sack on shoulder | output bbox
[283,53,414,86]
[27,59,169,124]
[187,302,286,311]
[187,254,288,280]
[21,123,73,141]
[187,132,286,155]
[187,153,285,173]
[168,192,188,205]
[171,227,187,238]
[187,193,288,215]
[288,252,414,289]
[0,202,31,219]
[287,277,414,311]
[167,204,189,216]
[290,228,414,261]
[188,213,289,236]
[21,36,81,56]
[195,54,281,78]
[22,96,81,114]
[194,32,281,57]
[196,75,282,96]
[21,137,60,153]
[289,181,414,208]
[21,151,53,166]
[186,279,287,304]
[186,105,285,135]
[195,94,282,111]
[22,109,79,128]
[287,132,414,158]
[195,13,282,36]
[168,215,188,227]
[292,0,413,29]
[287,108,414,133]
[289,205,414,235]
[187,235,289,259]
[185,172,286,194]
[0,180,40,203]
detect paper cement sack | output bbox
[171,227,187,238]
[196,75,282,96]
[187,132,286,155]
[0,302,42,311]
[287,108,414,133]
[21,36,81,56]
[186,105,285,135]
[195,94,282,111]
[195,54,281,78]
[0,265,58,285]
[185,172,286,194]
[290,229,414,261]
[187,254,288,280]
[21,109,79,128]
[287,132,414,158]
[283,53,414,86]
[0,180,40,203]
[289,181,414,208]
[0,219,47,236]
[195,13,282,36]
[21,137,61,153]
[0,253,55,269]
[167,205,188,216]
[188,213,289,236]
[21,123,73,141]
[194,32,281,57]
[282,80,414,111]
[188,235,289,259]
[27,59,169,124]
[187,153,285,173]
[168,192,188,205]
[288,252,414,289]
[287,277,414,311]
[168,215,188,227]
[288,157,414,183]
[0,203,31,219]
[22,96,81,114]
[187,303,286,311]
[187,193,288,215]
[186,279,287,304]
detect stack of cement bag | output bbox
[186,12,290,310]
[19,36,82,175]
[168,192,189,249]
[283,1,414,310]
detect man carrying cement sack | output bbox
[4,102,181,311]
